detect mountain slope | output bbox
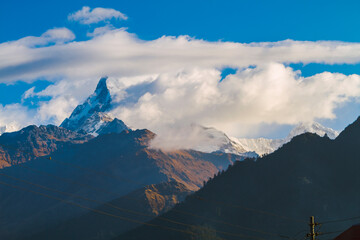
[0,129,243,239]
[27,181,192,240]
[118,117,360,240]
[0,125,92,168]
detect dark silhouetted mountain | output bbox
[0,129,243,239]
[0,124,92,168]
[27,181,192,240]
[335,116,360,148]
[118,117,360,240]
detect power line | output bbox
[0,173,272,240]
[2,146,306,226]
[48,157,144,186]
[11,154,303,239]
[171,209,296,239]
[0,180,214,239]
[2,149,307,239]
[1,136,356,240]
[318,230,344,236]
[16,164,123,197]
[291,229,307,239]
[321,215,360,224]
[11,164,292,239]
[194,196,307,224]
[45,155,305,226]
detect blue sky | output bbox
[0,0,360,138]
[2,0,360,43]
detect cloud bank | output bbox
[106,64,360,142]
[1,14,360,141]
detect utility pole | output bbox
[307,216,319,240]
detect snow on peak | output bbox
[232,122,339,156]
[60,77,129,135]
[184,124,258,158]
[286,122,339,141]
[192,125,246,153]
[231,137,283,157]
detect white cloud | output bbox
[37,96,78,125]
[2,29,360,84]
[14,27,75,47]
[86,25,116,37]
[41,28,76,43]
[22,86,36,100]
[1,26,360,141]
[68,6,127,24]
[0,104,36,134]
[105,64,360,145]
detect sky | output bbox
[0,0,360,139]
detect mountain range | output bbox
[119,116,360,240]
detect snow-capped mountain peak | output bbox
[231,137,283,157]
[286,122,339,141]
[181,124,258,158]
[60,77,129,135]
[232,121,339,156]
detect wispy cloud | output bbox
[13,28,75,47]
[2,29,360,84]
[0,104,36,134]
[68,6,128,24]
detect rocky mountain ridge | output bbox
[0,124,92,168]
